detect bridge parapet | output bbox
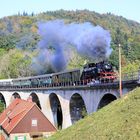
[0,80,139,92]
[0,70,139,91]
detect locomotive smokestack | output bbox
[32,20,112,74]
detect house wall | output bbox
[10,132,56,140]
[11,105,56,134]
[10,133,30,140]
[0,134,6,140]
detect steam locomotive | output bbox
[0,61,117,88]
[81,61,117,83]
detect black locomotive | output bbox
[81,61,116,83]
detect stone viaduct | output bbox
[0,79,139,129]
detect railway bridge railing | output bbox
[0,70,139,91]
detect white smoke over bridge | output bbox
[32,20,112,74]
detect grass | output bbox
[46,87,140,140]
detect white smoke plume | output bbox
[32,20,112,74]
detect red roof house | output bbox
[0,98,56,140]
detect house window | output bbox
[15,136,26,140]
[32,119,37,126]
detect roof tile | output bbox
[0,99,34,134]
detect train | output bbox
[0,61,117,88]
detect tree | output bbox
[122,60,140,76]
[0,35,16,50]
[0,49,32,79]
[0,101,5,113]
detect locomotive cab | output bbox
[80,62,99,83]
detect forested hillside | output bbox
[0,10,140,78]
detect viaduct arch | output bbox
[49,93,63,129]
[0,93,6,108]
[30,92,42,109]
[70,93,87,124]
[97,93,117,109]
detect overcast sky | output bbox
[0,0,140,23]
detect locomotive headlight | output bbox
[104,64,112,70]
[105,64,109,69]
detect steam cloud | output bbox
[32,20,112,74]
